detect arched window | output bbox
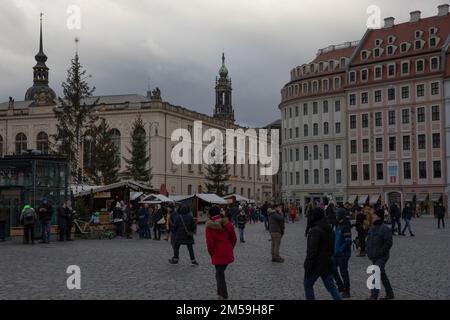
[324,169,330,184]
[324,122,329,135]
[15,133,27,155]
[303,124,308,137]
[0,135,3,157]
[110,129,121,165]
[36,132,49,154]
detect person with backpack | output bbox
[205,206,237,300]
[237,206,247,243]
[20,204,37,244]
[37,198,53,243]
[168,206,198,265]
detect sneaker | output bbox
[341,291,351,299]
[410,233,415,237]
[168,258,179,264]
[191,260,199,265]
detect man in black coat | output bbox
[401,202,415,236]
[57,202,69,241]
[389,202,401,235]
[435,202,445,229]
[38,198,53,244]
[303,207,341,300]
[168,206,198,265]
[366,209,394,300]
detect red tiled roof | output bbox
[311,46,356,64]
[353,14,450,64]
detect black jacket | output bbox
[237,214,247,229]
[173,212,196,245]
[401,207,413,220]
[304,218,335,276]
[269,211,285,234]
[37,204,53,222]
[389,205,401,218]
[435,205,445,218]
[57,207,69,229]
[366,219,393,262]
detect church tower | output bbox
[213,53,234,123]
[24,13,56,106]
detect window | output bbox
[350,140,357,154]
[323,79,329,92]
[290,173,293,185]
[401,86,409,99]
[363,164,370,181]
[312,81,318,93]
[313,145,318,160]
[334,77,340,89]
[404,162,411,179]
[417,84,425,97]
[304,146,309,160]
[433,161,441,178]
[350,115,356,129]
[335,122,341,134]
[336,170,342,184]
[335,100,341,112]
[351,165,358,181]
[388,88,395,101]
[295,127,299,138]
[376,163,384,180]
[418,134,426,149]
[303,103,308,115]
[349,71,356,83]
[0,135,3,157]
[388,64,395,77]
[295,148,300,161]
[375,66,382,79]
[376,138,383,152]
[375,112,382,126]
[388,110,396,125]
[363,139,369,153]
[362,114,369,128]
[417,107,425,122]
[389,137,396,152]
[36,131,49,154]
[289,149,293,161]
[401,61,409,75]
[349,94,356,106]
[433,133,440,148]
[431,57,439,70]
[431,82,440,95]
[314,169,319,184]
[336,145,341,159]
[303,83,308,94]
[313,102,318,114]
[304,124,308,137]
[295,106,299,117]
[416,60,424,73]
[374,90,382,102]
[15,133,27,155]
[313,123,318,136]
[289,128,293,139]
[402,109,410,124]
[324,144,329,159]
[432,106,440,121]
[361,92,368,104]
[324,122,329,135]
[361,69,368,81]
[289,108,292,118]
[430,37,437,47]
[296,172,300,185]
[373,48,380,57]
[387,46,394,55]
[323,101,329,113]
[419,161,427,179]
[403,135,410,151]
[401,43,408,52]
[304,170,309,184]
[324,169,330,184]
[361,51,368,60]
[188,185,192,195]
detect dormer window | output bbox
[429,27,437,35]
[375,39,382,46]
[400,43,408,53]
[415,30,423,38]
[373,48,381,58]
[310,64,315,73]
[319,62,324,72]
[361,69,368,81]
[329,60,334,70]
[340,58,346,68]
[429,37,437,47]
[415,40,422,50]
[361,51,368,60]
[302,65,306,74]
[387,45,394,55]
[431,57,439,71]
[388,36,396,44]
[349,71,356,83]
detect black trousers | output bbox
[357,228,366,252]
[391,217,401,234]
[438,217,445,228]
[215,264,228,299]
[23,224,35,243]
[66,224,73,240]
[115,222,124,237]
[173,243,195,260]
[59,228,66,241]
[153,224,161,239]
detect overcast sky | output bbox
[0,0,445,127]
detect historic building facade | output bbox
[0,18,272,202]
[280,4,450,213]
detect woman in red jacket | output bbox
[206,206,237,300]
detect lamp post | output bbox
[148,121,159,185]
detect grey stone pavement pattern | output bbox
[0,216,449,300]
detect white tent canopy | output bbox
[223,194,255,203]
[196,193,228,205]
[369,194,381,205]
[140,194,174,204]
[358,195,368,205]
[170,195,195,203]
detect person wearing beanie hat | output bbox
[333,208,352,298]
[304,207,341,300]
[366,207,394,300]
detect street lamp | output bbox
[148,121,159,184]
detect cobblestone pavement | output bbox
[0,216,449,300]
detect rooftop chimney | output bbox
[438,4,449,16]
[410,11,421,22]
[384,17,395,28]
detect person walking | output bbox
[112,202,124,238]
[366,208,394,300]
[0,204,8,242]
[153,204,164,240]
[237,206,247,243]
[389,202,402,235]
[435,202,445,229]
[57,202,69,241]
[304,203,314,238]
[303,207,341,300]
[65,203,74,241]
[269,205,285,263]
[354,206,367,257]
[37,198,53,243]
[167,204,179,246]
[205,206,237,300]
[401,202,415,236]
[124,203,135,239]
[333,208,352,298]
[137,203,150,239]
[20,204,37,244]
[289,203,297,223]
[325,202,337,228]
[169,206,198,265]
[262,202,269,231]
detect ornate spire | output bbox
[214,52,234,123]
[25,13,56,105]
[219,51,229,79]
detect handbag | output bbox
[157,217,166,225]
[180,215,194,237]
